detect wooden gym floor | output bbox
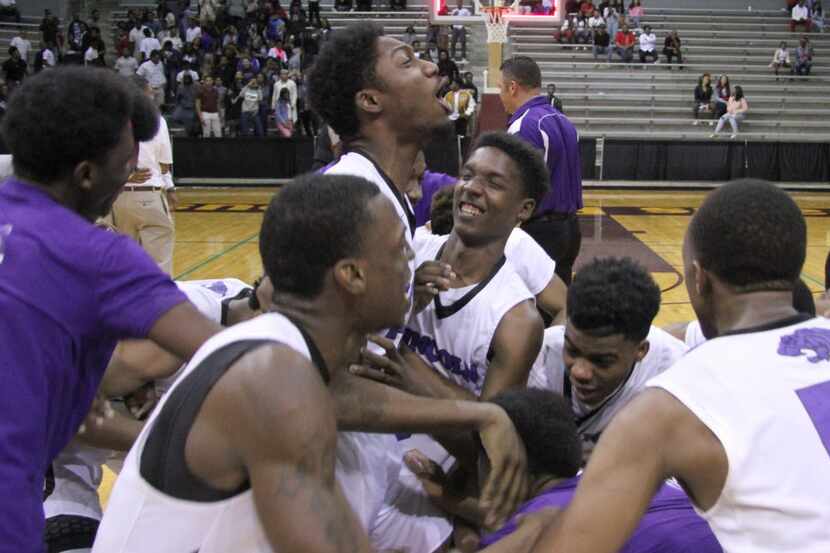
[170,187,830,327]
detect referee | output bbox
[499,56,583,285]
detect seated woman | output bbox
[770,41,791,78]
[663,30,682,66]
[711,85,748,139]
[554,15,576,44]
[713,74,730,119]
[692,72,713,125]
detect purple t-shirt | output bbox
[479,475,723,552]
[413,170,458,227]
[507,96,583,215]
[0,179,186,552]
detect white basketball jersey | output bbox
[648,316,830,552]
[684,320,707,349]
[529,325,687,456]
[92,313,313,553]
[396,233,535,396]
[44,279,251,522]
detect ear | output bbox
[355,88,383,116]
[72,161,94,192]
[692,259,711,298]
[634,339,650,363]
[333,257,368,296]
[516,198,536,224]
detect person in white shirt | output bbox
[271,69,297,123]
[176,62,200,84]
[450,0,471,60]
[138,28,162,63]
[9,27,30,65]
[185,18,202,44]
[443,79,476,137]
[136,50,167,107]
[128,22,147,60]
[790,0,812,32]
[114,51,138,77]
[529,257,686,460]
[638,24,658,63]
[108,75,177,275]
[588,9,605,29]
[770,40,792,77]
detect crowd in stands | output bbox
[788,0,825,33]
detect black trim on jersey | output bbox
[284,315,330,384]
[564,361,637,428]
[346,148,416,237]
[718,313,813,337]
[432,243,507,319]
[219,287,254,326]
[44,515,99,552]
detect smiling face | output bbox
[562,322,648,408]
[367,36,453,141]
[453,146,535,246]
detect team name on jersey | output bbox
[387,327,481,385]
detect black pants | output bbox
[522,213,582,286]
[45,515,99,552]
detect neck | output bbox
[269,293,365,374]
[441,232,508,287]
[16,175,85,217]
[347,134,420,196]
[713,289,799,336]
[511,89,541,114]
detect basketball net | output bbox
[481,6,511,43]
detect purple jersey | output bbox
[507,96,583,215]
[0,179,186,552]
[413,170,458,227]
[479,475,723,553]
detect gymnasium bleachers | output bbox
[508,7,830,141]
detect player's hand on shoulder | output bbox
[348,334,431,396]
[412,260,456,314]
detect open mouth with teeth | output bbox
[458,201,485,217]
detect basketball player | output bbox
[500,56,583,286]
[528,257,687,459]
[93,174,528,552]
[0,66,219,553]
[406,389,723,553]
[529,179,830,552]
[109,75,177,275]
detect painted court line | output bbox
[174,232,259,281]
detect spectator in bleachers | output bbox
[413,39,425,58]
[812,1,825,31]
[224,71,245,135]
[186,17,203,44]
[575,15,592,47]
[140,28,163,63]
[404,25,417,46]
[39,9,60,48]
[171,73,200,135]
[272,68,298,120]
[565,0,580,15]
[427,22,449,51]
[177,61,200,84]
[790,0,812,32]
[579,0,595,16]
[555,15,576,44]
[692,72,714,125]
[34,41,57,72]
[628,0,644,30]
[444,79,476,136]
[197,75,223,137]
[795,36,814,75]
[714,74,730,118]
[663,30,682,67]
[546,83,564,112]
[66,14,89,64]
[588,9,605,29]
[274,87,295,137]
[129,20,148,60]
[237,77,265,136]
[638,24,657,63]
[137,50,167,107]
[84,36,107,67]
[223,25,240,47]
[288,46,303,73]
[604,5,620,40]
[10,27,30,66]
[451,0,471,61]
[592,22,611,61]
[437,48,460,82]
[462,71,479,101]
[711,85,748,139]
[2,47,26,89]
[267,39,288,62]
[0,0,20,23]
[161,41,182,101]
[296,75,317,136]
[611,22,636,63]
[115,50,139,77]
[770,41,792,77]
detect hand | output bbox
[166,189,179,211]
[413,260,455,314]
[348,334,429,395]
[477,404,529,531]
[77,393,116,436]
[127,168,152,184]
[404,449,449,499]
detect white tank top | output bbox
[395,233,535,396]
[92,313,313,553]
[45,279,253,522]
[529,325,687,457]
[648,315,830,552]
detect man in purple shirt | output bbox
[406,389,722,553]
[500,56,583,285]
[0,67,219,553]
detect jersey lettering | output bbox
[387,327,481,385]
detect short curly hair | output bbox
[2,67,159,184]
[688,179,805,291]
[568,257,661,342]
[489,388,581,478]
[471,132,550,205]
[306,22,385,140]
[429,185,455,235]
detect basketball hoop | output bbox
[481,5,511,43]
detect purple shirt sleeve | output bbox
[94,233,187,338]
